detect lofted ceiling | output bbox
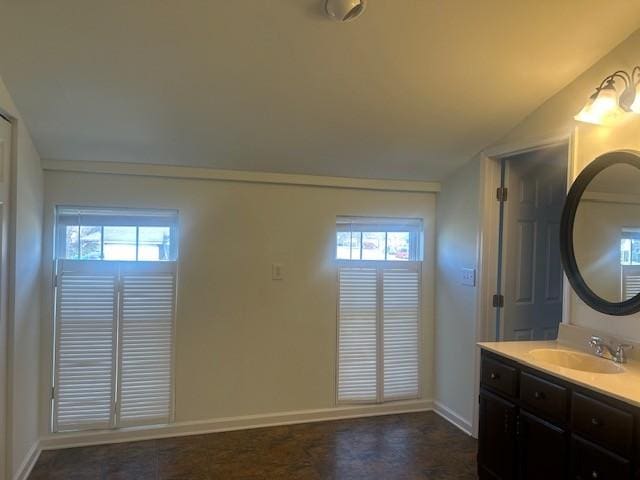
[2,1,640,181]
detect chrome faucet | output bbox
[588,336,633,364]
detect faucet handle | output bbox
[615,344,633,363]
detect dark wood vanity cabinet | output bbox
[478,350,639,480]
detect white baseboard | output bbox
[13,440,41,480]
[40,399,434,451]
[433,400,473,436]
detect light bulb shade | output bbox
[575,87,622,125]
[325,0,366,22]
[630,84,640,113]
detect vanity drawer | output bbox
[520,371,568,423]
[571,392,633,457]
[481,355,517,397]
[570,435,630,480]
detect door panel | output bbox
[502,145,567,341]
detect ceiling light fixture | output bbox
[325,0,366,22]
[575,67,640,125]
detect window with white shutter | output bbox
[52,207,178,432]
[622,265,640,300]
[336,217,422,404]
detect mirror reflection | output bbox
[574,163,640,303]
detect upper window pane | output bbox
[104,226,137,261]
[56,207,178,261]
[80,226,102,260]
[139,227,171,261]
[336,232,351,260]
[65,226,79,259]
[361,232,385,260]
[386,232,410,261]
[335,217,422,262]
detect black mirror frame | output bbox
[560,150,640,316]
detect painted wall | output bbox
[432,28,640,432]
[573,199,640,303]
[0,77,44,479]
[41,170,436,429]
[434,156,481,430]
[496,28,640,341]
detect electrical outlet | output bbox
[461,268,476,287]
[272,263,284,280]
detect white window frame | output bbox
[51,207,179,433]
[336,216,423,262]
[55,206,179,261]
[335,217,424,406]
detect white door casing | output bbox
[0,116,11,480]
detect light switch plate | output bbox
[272,263,284,280]
[461,267,476,287]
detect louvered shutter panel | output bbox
[117,263,176,427]
[383,265,420,401]
[53,260,117,432]
[623,265,640,300]
[337,267,378,402]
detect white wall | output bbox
[41,170,436,428]
[432,28,640,433]
[0,77,44,479]
[497,28,640,341]
[434,156,481,430]
[573,200,640,303]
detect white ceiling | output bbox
[2,1,640,181]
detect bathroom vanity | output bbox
[477,339,640,479]
[476,151,640,478]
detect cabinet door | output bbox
[478,390,517,479]
[518,410,567,480]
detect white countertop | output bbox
[478,339,640,408]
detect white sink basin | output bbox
[529,348,624,374]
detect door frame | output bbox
[470,129,578,437]
[0,109,16,480]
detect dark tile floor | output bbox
[29,412,478,479]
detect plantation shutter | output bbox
[337,267,378,402]
[623,265,640,300]
[383,265,420,400]
[53,260,118,432]
[117,262,176,426]
[337,262,421,404]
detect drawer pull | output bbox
[533,391,545,400]
[490,372,500,380]
[591,417,601,426]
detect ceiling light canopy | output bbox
[325,0,366,22]
[575,67,640,125]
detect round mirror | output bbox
[560,150,640,315]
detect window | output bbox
[621,228,640,300]
[621,228,640,266]
[336,217,422,403]
[52,207,178,432]
[56,207,177,261]
[336,217,421,261]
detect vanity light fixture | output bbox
[325,0,366,22]
[575,67,640,125]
